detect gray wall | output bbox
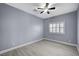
[44,11,77,44]
[0,4,43,51]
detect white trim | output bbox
[0,39,43,54]
[43,38,78,47]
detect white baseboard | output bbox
[43,38,78,47]
[0,39,43,54]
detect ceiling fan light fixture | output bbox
[34,3,56,14]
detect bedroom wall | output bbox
[77,6,79,47]
[0,4,43,51]
[44,11,77,44]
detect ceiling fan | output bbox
[34,3,55,14]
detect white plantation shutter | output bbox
[49,22,64,34]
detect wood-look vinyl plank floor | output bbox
[0,40,79,56]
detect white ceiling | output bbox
[7,3,79,19]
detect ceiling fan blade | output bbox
[40,11,44,14]
[37,8,43,9]
[47,11,50,14]
[48,7,55,10]
[45,3,49,7]
[37,3,49,11]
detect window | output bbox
[49,24,53,32]
[60,23,64,33]
[49,22,64,34]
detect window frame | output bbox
[49,22,64,34]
